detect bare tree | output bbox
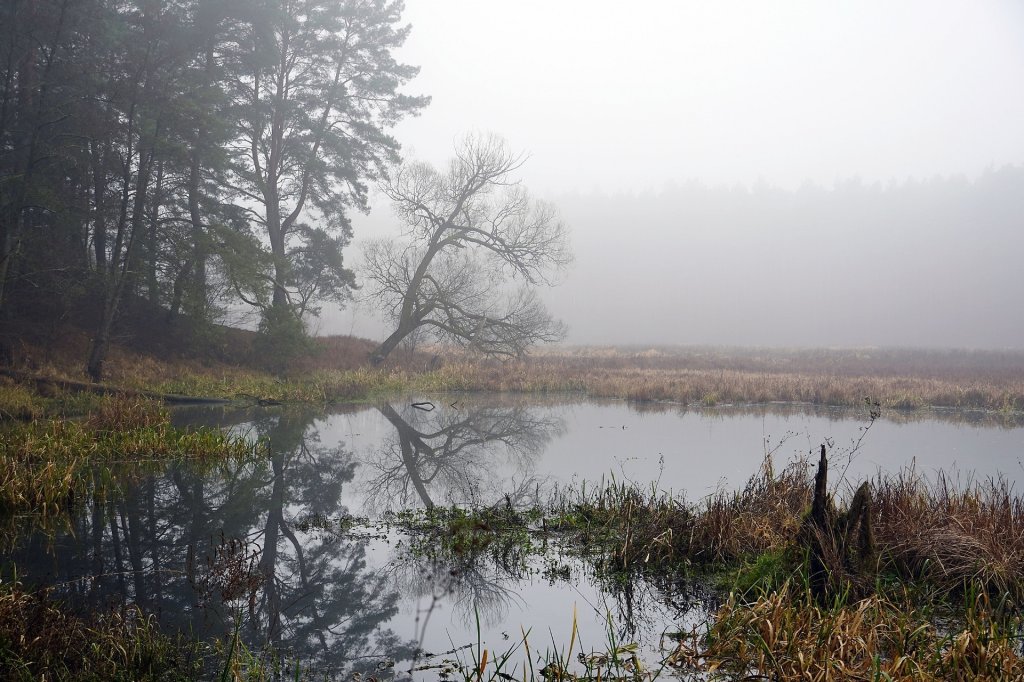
[364,134,571,364]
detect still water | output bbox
[7,397,1024,678]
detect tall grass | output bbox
[668,582,1024,680]
[874,468,1024,603]
[0,579,202,681]
[550,457,812,571]
[551,455,1024,603]
[0,397,259,515]
[422,355,1024,412]
[9,334,1024,411]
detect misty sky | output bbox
[325,1,1024,349]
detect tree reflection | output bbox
[363,401,563,513]
[360,401,564,635]
[8,408,415,678]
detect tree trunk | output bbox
[87,140,153,382]
[184,43,214,319]
[370,322,416,365]
[91,140,108,269]
[145,160,163,303]
[186,147,207,317]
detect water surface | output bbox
[7,397,1024,678]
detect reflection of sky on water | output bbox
[311,397,1023,506]
[5,398,1023,678]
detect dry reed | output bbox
[557,454,1024,602]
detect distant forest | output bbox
[4,2,1023,374]
[548,167,1024,348]
[0,0,425,379]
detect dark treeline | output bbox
[0,0,426,379]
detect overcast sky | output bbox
[327,1,1024,348]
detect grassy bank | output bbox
[5,336,1024,416]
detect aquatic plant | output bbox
[0,397,260,515]
[0,579,203,681]
[416,607,660,682]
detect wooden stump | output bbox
[798,444,875,601]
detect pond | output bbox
[6,397,1024,678]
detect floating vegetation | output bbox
[397,504,542,551]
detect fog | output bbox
[323,1,1024,349]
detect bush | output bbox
[254,306,311,374]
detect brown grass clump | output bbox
[691,456,812,563]
[558,453,1024,608]
[0,377,43,421]
[874,469,1024,603]
[669,583,1024,681]
[83,396,168,432]
[554,456,814,571]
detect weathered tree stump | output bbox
[798,444,875,601]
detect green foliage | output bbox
[396,505,542,562]
[254,306,312,374]
[727,549,799,598]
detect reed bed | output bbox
[550,456,812,571]
[553,455,1024,603]
[874,468,1024,603]
[0,580,201,681]
[428,356,1024,412]
[9,333,1024,411]
[668,582,1024,681]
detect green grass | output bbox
[0,397,260,515]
